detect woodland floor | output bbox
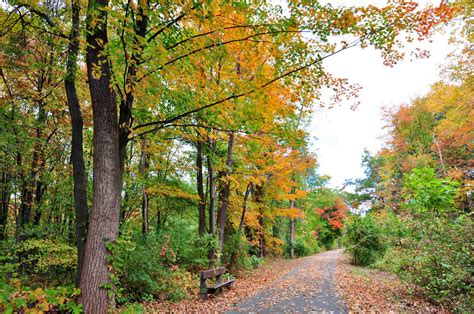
[143,250,446,313]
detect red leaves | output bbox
[316,197,348,230]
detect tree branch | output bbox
[133,37,362,133]
[136,29,306,82]
[147,12,187,43]
[16,4,67,38]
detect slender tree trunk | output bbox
[289,217,295,259]
[239,183,252,232]
[141,188,149,234]
[196,138,206,236]
[258,208,266,258]
[18,105,45,233]
[229,182,252,269]
[64,0,88,287]
[217,132,234,265]
[207,138,217,267]
[18,183,33,230]
[118,1,149,192]
[140,140,149,235]
[32,181,45,225]
[79,0,120,312]
[0,171,10,241]
[289,198,296,259]
[289,183,296,259]
[432,133,447,177]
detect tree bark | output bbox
[64,0,88,287]
[207,137,216,267]
[289,199,295,259]
[118,0,149,191]
[32,180,46,225]
[432,133,447,177]
[239,183,252,232]
[289,181,296,259]
[0,171,10,241]
[229,182,252,269]
[217,132,234,265]
[17,104,45,237]
[79,0,121,312]
[196,138,206,236]
[140,140,149,235]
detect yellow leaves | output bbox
[18,0,39,5]
[146,184,198,201]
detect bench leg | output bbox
[199,283,208,300]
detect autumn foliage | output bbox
[0,0,460,311]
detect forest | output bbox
[0,0,472,313]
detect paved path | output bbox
[228,250,347,313]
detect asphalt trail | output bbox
[228,250,347,313]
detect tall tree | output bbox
[79,0,121,312]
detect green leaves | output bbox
[402,167,460,214]
[343,214,386,266]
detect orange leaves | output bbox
[280,207,305,219]
[415,1,458,39]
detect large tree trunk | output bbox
[79,0,121,312]
[196,138,206,236]
[216,132,234,265]
[65,0,88,287]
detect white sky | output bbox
[307,11,456,188]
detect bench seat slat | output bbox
[201,266,226,279]
[207,279,234,293]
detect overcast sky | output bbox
[307,8,455,188]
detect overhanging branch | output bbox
[133,37,362,135]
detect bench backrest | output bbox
[201,267,225,280]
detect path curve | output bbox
[228,250,347,313]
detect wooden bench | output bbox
[199,266,235,299]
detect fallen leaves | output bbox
[334,252,447,313]
[142,257,303,312]
[140,250,447,313]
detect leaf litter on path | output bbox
[334,252,448,313]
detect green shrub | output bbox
[16,239,77,285]
[343,214,386,266]
[249,255,264,269]
[108,231,198,304]
[293,239,311,257]
[398,215,473,311]
[224,231,249,269]
[0,281,82,313]
[403,167,459,214]
[283,236,320,258]
[372,246,404,274]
